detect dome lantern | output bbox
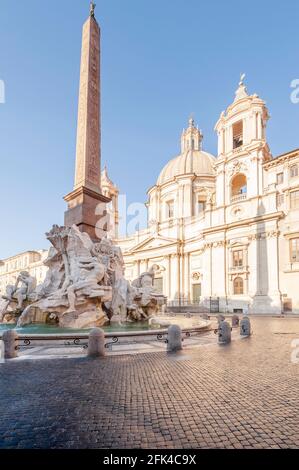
[156,117,215,187]
[181,115,203,153]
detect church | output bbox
[102,77,299,315]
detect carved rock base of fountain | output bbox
[16,284,113,329]
[0,313,18,325]
[0,299,26,325]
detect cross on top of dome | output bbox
[234,73,249,102]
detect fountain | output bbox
[0,224,167,332]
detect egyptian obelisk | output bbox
[64,2,110,239]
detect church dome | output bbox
[157,149,215,186]
[156,118,215,186]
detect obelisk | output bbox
[64,2,110,240]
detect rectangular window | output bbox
[233,250,244,267]
[290,238,299,262]
[277,193,284,206]
[166,200,174,219]
[290,165,298,178]
[290,190,299,209]
[233,121,243,149]
[276,172,284,185]
[198,199,206,214]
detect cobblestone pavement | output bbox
[0,317,298,449]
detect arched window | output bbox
[231,174,247,202]
[234,277,244,295]
[290,164,298,178]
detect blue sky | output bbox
[0,0,298,259]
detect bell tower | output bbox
[214,75,271,207]
[101,167,119,239]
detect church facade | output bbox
[105,78,299,315]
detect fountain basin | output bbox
[0,317,211,337]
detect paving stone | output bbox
[0,317,298,449]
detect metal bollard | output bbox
[167,325,182,352]
[2,330,19,359]
[88,328,106,357]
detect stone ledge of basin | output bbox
[0,324,211,341]
[103,326,210,338]
[17,333,89,341]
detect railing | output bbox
[103,328,204,350]
[167,300,200,307]
[232,146,243,154]
[8,326,211,353]
[14,333,89,351]
[231,194,247,203]
[229,265,249,273]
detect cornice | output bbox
[263,149,299,169]
[202,211,284,235]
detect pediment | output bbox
[128,235,178,254]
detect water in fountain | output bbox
[0,321,161,335]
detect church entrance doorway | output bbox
[192,283,201,304]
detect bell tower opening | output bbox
[233,120,243,149]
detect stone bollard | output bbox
[2,330,19,359]
[218,321,231,344]
[201,313,210,320]
[240,316,251,337]
[232,315,240,327]
[88,328,106,358]
[167,325,182,353]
